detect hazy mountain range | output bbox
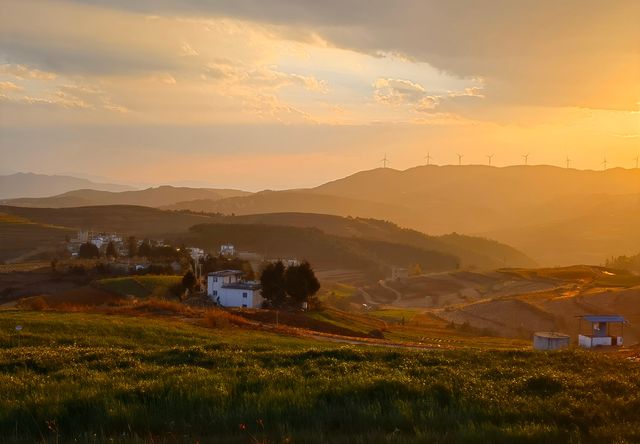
[3,166,639,265]
[0,173,134,199]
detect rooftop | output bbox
[534,332,570,339]
[580,315,626,323]
[222,282,261,291]
[208,270,243,277]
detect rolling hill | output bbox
[0,172,133,199]
[0,205,533,270]
[159,166,640,265]
[202,212,535,269]
[2,186,251,208]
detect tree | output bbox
[138,240,152,258]
[127,236,137,258]
[106,241,118,259]
[78,242,100,259]
[260,261,287,308]
[182,270,197,291]
[284,261,320,305]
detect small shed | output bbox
[533,332,570,350]
[578,315,626,348]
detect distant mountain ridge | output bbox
[3,165,640,265]
[0,173,134,199]
[2,186,251,208]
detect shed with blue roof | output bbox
[578,315,626,348]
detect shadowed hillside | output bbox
[204,212,535,269]
[187,223,459,277]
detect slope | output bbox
[2,186,251,208]
[203,212,535,269]
[0,172,134,199]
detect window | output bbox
[212,290,217,296]
[212,277,218,283]
[242,304,247,308]
[243,292,248,298]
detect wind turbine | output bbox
[522,153,530,166]
[456,153,464,166]
[486,154,494,166]
[381,153,389,168]
[602,157,608,170]
[424,152,433,165]
[634,154,639,169]
[565,156,571,169]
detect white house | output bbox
[220,244,236,257]
[207,270,263,308]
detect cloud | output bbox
[373,77,483,113]
[0,64,57,80]
[0,81,23,92]
[180,42,199,56]
[1,83,128,113]
[63,0,639,110]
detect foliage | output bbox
[605,253,640,273]
[1,311,640,443]
[105,241,117,258]
[78,242,99,259]
[182,270,197,291]
[261,261,320,308]
[260,261,287,308]
[284,261,321,304]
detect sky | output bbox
[0,0,638,190]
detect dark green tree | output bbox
[260,261,287,308]
[137,240,152,258]
[78,242,100,259]
[127,236,137,258]
[105,241,118,259]
[284,261,321,305]
[182,270,197,291]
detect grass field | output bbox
[93,275,183,299]
[1,310,640,443]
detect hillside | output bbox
[1,310,640,442]
[361,265,640,344]
[0,205,213,235]
[0,173,133,199]
[187,223,459,277]
[2,186,251,208]
[0,213,73,262]
[205,212,535,269]
[162,166,640,265]
[163,189,410,220]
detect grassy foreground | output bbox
[0,311,639,443]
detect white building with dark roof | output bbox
[207,270,263,308]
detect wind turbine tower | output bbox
[602,157,608,170]
[566,156,571,169]
[381,153,389,168]
[486,154,494,166]
[634,154,639,169]
[522,153,530,166]
[456,153,464,166]
[424,152,433,166]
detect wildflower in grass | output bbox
[239,423,246,431]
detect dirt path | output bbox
[379,279,402,304]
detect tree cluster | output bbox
[260,261,320,309]
[78,242,100,259]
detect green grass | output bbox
[1,311,640,443]
[93,275,183,298]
